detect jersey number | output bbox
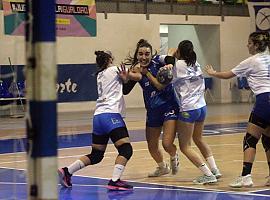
[97,81,103,97]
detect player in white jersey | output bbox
[58,50,133,190]
[205,31,270,188]
[170,40,220,184]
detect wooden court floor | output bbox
[1,103,270,194]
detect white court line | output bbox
[2,181,269,198]
[0,168,269,197]
[0,182,26,185]
[0,144,267,165]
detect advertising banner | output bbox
[3,0,97,36]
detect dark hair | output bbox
[249,31,270,53]
[125,39,156,66]
[95,50,112,75]
[176,40,197,67]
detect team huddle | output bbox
[58,31,270,191]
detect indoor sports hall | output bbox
[0,0,270,200]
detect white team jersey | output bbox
[172,60,206,112]
[94,65,126,116]
[231,52,270,95]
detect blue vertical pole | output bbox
[25,0,57,199]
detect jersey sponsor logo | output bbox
[150,91,156,98]
[164,109,176,117]
[111,118,121,124]
[190,90,204,98]
[181,112,190,119]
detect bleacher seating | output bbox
[0,80,13,105]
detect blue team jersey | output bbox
[138,56,178,110]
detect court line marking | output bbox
[0,136,243,156]
[2,181,269,198]
[1,130,268,196]
[0,142,266,165]
[1,167,269,196]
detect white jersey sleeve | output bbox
[231,52,270,95]
[94,66,126,116]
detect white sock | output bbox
[198,163,212,176]
[67,160,85,175]
[112,164,125,182]
[157,161,166,168]
[206,156,217,170]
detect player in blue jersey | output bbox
[123,39,179,177]
[169,40,220,185]
[58,50,133,191]
[205,31,270,188]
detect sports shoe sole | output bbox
[148,170,170,177]
[194,180,217,185]
[229,183,253,188]
[107,185,133,191]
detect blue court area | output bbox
[0,168,270,200]
[1,122,270,200]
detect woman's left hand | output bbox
[117,63,129,82]
[204,65,216,76]
[164,64,173,69]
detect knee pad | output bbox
[262,134,270,152]
[243,132,259,151]
[86,148,105,165]
[117,143,133,160]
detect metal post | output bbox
[25,0,58,199]
[219,0,224,21]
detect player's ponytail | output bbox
[249,31,270,53]
[95,51,112,75]
[177,40,197,68]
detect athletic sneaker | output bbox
[170,153,179,175]
[148,163,170,177]
[107,179,133,191]
[265,176,270,186]
[193,174,217,185]
[229,174,253,188]
[211,168,222,179]
[58,167,72,188]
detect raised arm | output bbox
[204,65,236,79]
[122,63,141,95]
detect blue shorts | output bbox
[178,106,207,123]
[146,105,178,127]
[252,92,270,124]
[93,113,126,135]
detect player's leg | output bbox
[262,126,270,186]
[162,106,179,175]
[58,134,109,188]
[146,109,170,177]
[162,119,179,175]
[178,108,216,184]
[192,106,221,178]
[229,94,270,188]
[229,113,265,188]
[107,127,133,190]
[146,126,170,177]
